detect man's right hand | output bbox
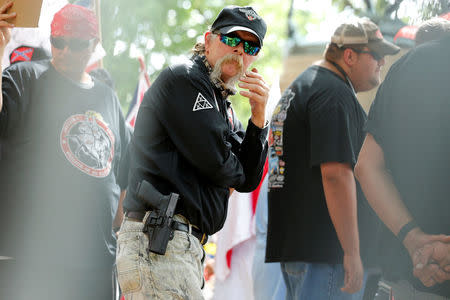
[413,240,450,286]
[239,68,269,128]
[433,239,450,272]
[0,0,15,53]
[341,253,364,294]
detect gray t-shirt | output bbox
[0,60,130,296]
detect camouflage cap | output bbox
[331,18,400,57]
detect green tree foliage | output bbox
[331,0,449,22]
[331,0,404,21]
[71,0,448,120]
[96,0,288,122]
[420,0,449,19]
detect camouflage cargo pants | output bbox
[116,215,205,300]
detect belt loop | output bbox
[188,223,192,235]
[142,211,151,224]
[200,234,207,245]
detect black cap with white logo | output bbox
[211,6,267,47]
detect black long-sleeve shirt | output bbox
[123,55,268,234]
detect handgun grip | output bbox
[136,180,166,209]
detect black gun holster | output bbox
[135,180,179,255]
[142,211,175,255]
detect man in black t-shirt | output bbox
[266,18,399,299]
[355,35,450,299]
[0,4,130,300]
[414,17,450,46]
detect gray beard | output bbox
[210,54,244,90]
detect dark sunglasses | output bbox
[348,48,383,61]
[50,36,96,52]
[219,34,261,56]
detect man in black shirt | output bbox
[414,17,450,46]
[0,4,130,299]
[116,6,269,299]
[355,34,450,299]
[266,18,399,299]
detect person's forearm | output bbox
[0,75,3,112]
[0,53,4,112]
[113,190,126,229]
[0,1,15,113]
[355,135,412,236]
[357,163,411,235]
[322,164,360,256]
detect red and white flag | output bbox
[212,162,268,300]
[214,161,268,282]
[212,78,280,300]
[125,57,151,128]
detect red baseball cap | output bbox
[51,4,98,40]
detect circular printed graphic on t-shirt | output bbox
[60,111,115,178]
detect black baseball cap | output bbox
[211,6,267,47]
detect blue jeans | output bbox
[281,262,368,300]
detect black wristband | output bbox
[397,220,419,243]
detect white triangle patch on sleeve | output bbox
[193,92,214,111]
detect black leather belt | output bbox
[125,211,207,245]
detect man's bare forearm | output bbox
[355,134,413,236]
[0,44,5,113]
[113,190,126,230]
[0,75,3,112]
[0,1,15,113]
[321,162,360,256]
